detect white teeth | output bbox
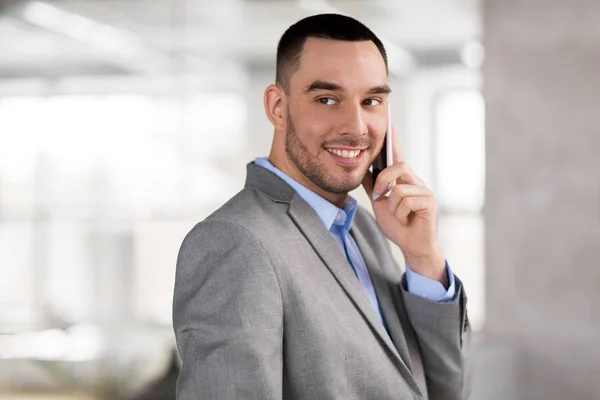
[328,149,361,158]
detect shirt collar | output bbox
[255,157,357,232]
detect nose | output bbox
[340,103,368,136]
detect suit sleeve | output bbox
[173,220,283,400]
[400,275,472,400]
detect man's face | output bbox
[284,37,390,194]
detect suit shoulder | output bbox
[175,207,277,290]
[210,186,287,230]
[183,187,285,248]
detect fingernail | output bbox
[372,182,393,201]
[374,181,392,196]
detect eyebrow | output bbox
[304,80,392,94]
[305,80,343,92]
[367,84,392,94]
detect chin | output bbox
[329,175,364,194]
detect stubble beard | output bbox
[284,112,368,195]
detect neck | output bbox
[268,150,348,209]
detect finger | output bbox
[363,169,393,202]
[373,162,426,194]
[386,184,432,215]
[394,197,432,225]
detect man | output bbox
[173,13,471,400]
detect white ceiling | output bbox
[0,0,481,82]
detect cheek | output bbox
[292,105,335,145]
[364,117,386,145]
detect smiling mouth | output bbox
[325,148,364,159]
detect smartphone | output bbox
[371,103,394,185]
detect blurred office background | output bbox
[0,0,597,399]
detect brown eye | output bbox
[362,98,381,106]
[318,98,337,105]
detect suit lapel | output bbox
[288,195,421,395]
[350,226,413,369]
[246,162,422,394]
[352,225,427,395]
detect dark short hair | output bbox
[276,13,388,93]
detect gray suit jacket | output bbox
[173,162,471,400]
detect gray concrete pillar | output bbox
[483,0,600,398]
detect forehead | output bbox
[292,37,387,90]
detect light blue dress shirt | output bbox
[254,158,456,321]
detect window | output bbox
[434,89,486,330]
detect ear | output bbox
[264,84,286,132]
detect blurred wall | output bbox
[0,1,485,397]
[484,0,600,398]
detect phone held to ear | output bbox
[371,103,394,185]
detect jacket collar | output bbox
[244,161,296,204]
